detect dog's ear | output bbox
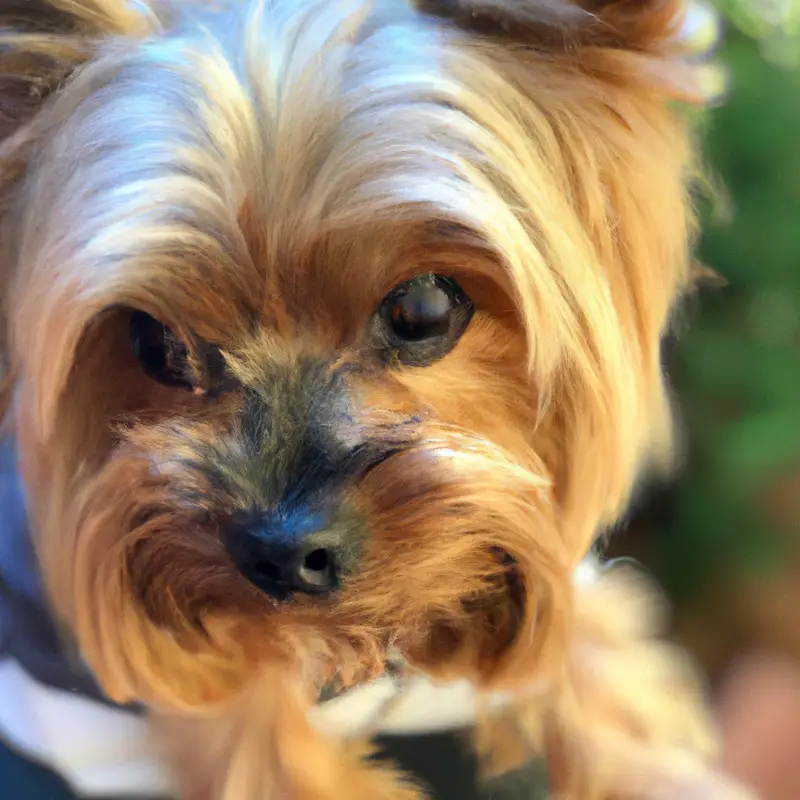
[415,0,722,104]
[0,0,155,141]
[415,0,706,50]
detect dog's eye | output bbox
[129,310,194,390]
[376,275,473,366]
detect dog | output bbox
[0,0,752,798]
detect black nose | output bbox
[225,509,345,599]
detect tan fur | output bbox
[0,0,750,797]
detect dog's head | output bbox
[0,0,713,711]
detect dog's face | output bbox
[0,0,707,710]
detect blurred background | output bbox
[609,2,800,796]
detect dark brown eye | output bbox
[129,310,193,390]
[376,275,473,366]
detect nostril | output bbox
[303,548,330,573]
[296,547,338,591]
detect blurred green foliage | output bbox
[717,0,800,68]
[650,4,800,604]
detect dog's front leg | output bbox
[152,670,427,800]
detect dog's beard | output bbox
[60,416,569,711]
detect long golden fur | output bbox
[0,0,751,797]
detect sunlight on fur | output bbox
[0,0,752,797]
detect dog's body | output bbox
[0,0,751,797]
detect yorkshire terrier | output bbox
[0,0,752,798]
